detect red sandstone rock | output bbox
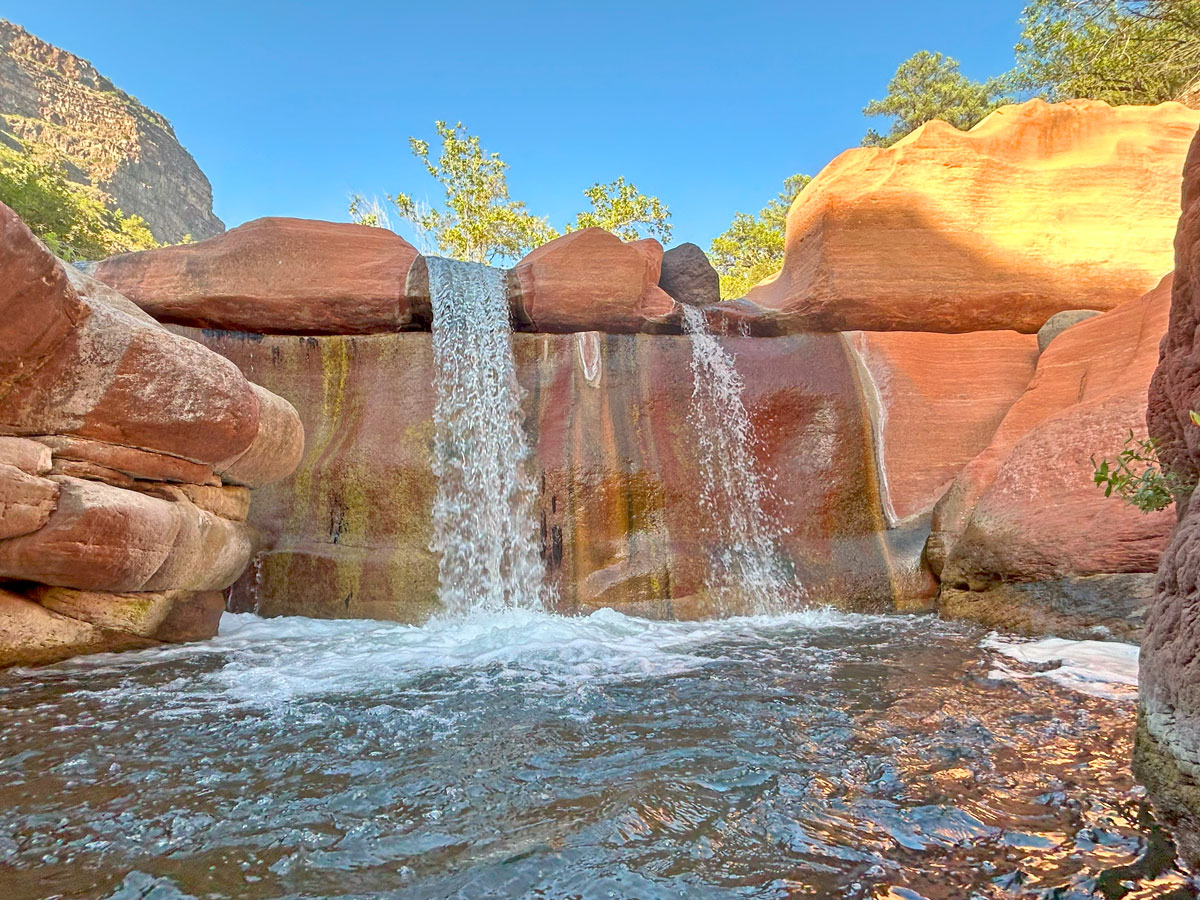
[0,463,58,539]
[0,474,251,593]
[35,435,217,485]
[184,327,900,621]
[0,436,51,475]
[932,276,1174,588]
[93,217,422,334]
[842,330,1039,524]
[34,586,224,641]
[0,588,154,667]
[0,204,303,486]
[508,229,679,333]
[748,99,1200,332]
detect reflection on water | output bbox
[0,609,1193,900]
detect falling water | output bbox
[682,305,803,614]
[426,257,546,616]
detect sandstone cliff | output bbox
[0,19,223,243]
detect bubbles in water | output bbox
[682,305,804,615]
[426,257,547,616]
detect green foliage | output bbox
[387,121,556,265]
[352,122,672,264]
[0,141,158,261]
[1012,0,1200,104]
[1091,431,1194,512]
[862,51,1009,147]
[567,176,672,243]
[709,174,811,299]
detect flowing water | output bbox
[426,257,545,615]
[682,306,803,615]
[1,609,1191,900]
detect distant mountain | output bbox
[0,19,223,243]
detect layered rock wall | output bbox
[0,202,299,667]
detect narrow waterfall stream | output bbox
[426,257,546,616]
[682,305,803,615]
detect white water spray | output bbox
[682,305,803,614]
[426,257,546,616]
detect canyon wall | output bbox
[0,19,223,243]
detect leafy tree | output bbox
[567,176,672,243]
[0,141,158,261]
[709,174,811,299]
[367,121,557,265]
[352,122,672,263]
[1012,0,1200,104]
[862,51,1009,147]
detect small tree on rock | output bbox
[862,51,1008,147]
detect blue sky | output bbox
[5,1,1024,247]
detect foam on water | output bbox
[681,305,804,615]
[426,256,546,616]
[983,634,1140,700]
[39,606,893,709]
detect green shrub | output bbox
[1091,431,1194,512]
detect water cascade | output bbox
[682,305,803,614]
[426,257,546,616]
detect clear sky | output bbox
[4,1,1025,247]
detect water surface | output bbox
[0,608,1192,899]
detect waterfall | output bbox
[426,257,546,616]
[681,305,803,615]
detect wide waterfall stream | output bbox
[426,257,546,616]
[0,276,1192,900]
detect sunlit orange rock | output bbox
[748,99,1200,332]
[93,217,422,334]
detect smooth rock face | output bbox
[93,218,421,334]
[659,242,720,307]
[0,201,302,666]
[508,228,680,333]
[182,327,908,621]
[842,330,1039,526]
[747,99,1199,333]
[1037,309,1103,352]
[931,276,1174,636]
[1140,129,1200,859]
[0,20,222,242]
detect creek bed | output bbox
[0,608,1192,899]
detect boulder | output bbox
[0,588,154,668]
[1037,309,1102,352]
[508,228,679,333]
[92,217,422,334]
[747,99,1200,333]
[931,276,1174,636]
[0,203,303,486]
[659,242,719,307]
[1140,127,1200,863]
